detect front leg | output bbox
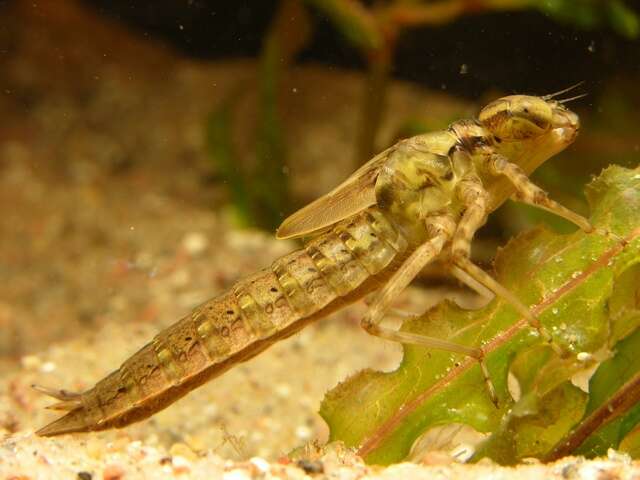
[488,154,594,232]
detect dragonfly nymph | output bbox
[36,87,607,436]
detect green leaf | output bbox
[320,166,640,465]
[548,326,640,459]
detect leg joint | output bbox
[450,248,470,265]
[360,316,378,335]
[490,154,509,174]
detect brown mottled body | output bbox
[37,210,408,435]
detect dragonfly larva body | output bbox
[36,209,409,435]
[38,88,604,436]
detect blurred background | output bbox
[79,0,640,230]
[0,0,638,458]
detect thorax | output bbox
[374,131,472,244]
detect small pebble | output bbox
[170,443,198,462]
[40,362,56,373]
[249,457,270,473]
[102,464,125,480]
[296,459,324,474]
[172,455,191,475]
[77,472,93,480]
[223,469,251,480]
[607,448,631,463]
[274,383,291,398]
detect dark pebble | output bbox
[296,459,324,474]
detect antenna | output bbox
[558,93,589,104]
[542,81,586,100]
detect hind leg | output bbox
[360,214,497,404]
[450,177,566,356]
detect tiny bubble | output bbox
[577,352,592,362]
[571,270,582,279]
[459,63,469,75]
[552,308,559,315]
[179,24,184,30]
[292,87,298,93]
[587,41,595,53]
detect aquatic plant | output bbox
[321,166,640,464]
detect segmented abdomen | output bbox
[38,208,407,435]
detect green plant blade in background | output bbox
[320,166,640,465]
[255,0,311,228]
[538,0,639,38]
[206,94,254,226]
[205,0,310,229]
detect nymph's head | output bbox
[478,94,580,147]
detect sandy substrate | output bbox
[2,435,639,480]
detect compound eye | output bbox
[479,96,551,141]
[515,99,552,131]
[501,116,546,140]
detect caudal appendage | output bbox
[32,384,91,436]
